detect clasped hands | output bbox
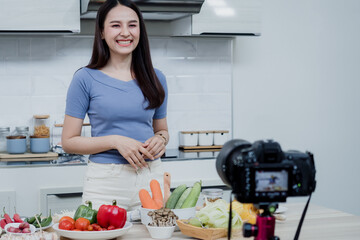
[112,135,166,170]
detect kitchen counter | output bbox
[0,152,224,217]
[0,149,218,168]
[57,203,360,239]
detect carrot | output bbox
[150,179,163,208]
[139,189,160,209]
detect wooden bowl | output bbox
[176,219,227,240]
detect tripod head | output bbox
[243,203,280,240]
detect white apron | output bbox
[82,159,164,211]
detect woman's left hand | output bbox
[144,135,166,159]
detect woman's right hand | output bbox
[111,135,154,169]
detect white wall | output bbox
[0,36,233,149]
[233,0,360,215]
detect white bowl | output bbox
[140,207,196,226]
[146,225,175,239]
[52,222,133,240]
[4,222,36,235]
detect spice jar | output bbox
[31,115,51,153]
[202,188,223,206]
[0,127,10,152]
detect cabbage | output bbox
[190,199,242,229]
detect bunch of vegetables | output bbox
[58,200,127,231]
[0,207,24,229]
[189,199,242,229]
[0,207,52,230]
[165,181,201,209]
[139,179,202,210]
[25,210,52,228]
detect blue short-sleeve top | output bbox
[65,67,168,164]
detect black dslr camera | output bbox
[216,139,316,203]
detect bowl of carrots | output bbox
[139,179,164,226]
[139,179,196,226]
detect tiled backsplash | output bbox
[0,36,232,149]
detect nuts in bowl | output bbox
[145,208,178,239]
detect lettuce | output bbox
[189,199,242,229]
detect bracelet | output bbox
[156,133,167,145]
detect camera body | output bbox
[216,139,316,203]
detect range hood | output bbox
[81,0,205,21]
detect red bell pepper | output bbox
[97,200,127,229]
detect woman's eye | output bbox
[129,24,137,28]
[112,24,120,28]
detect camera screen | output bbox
[255,170,288,192]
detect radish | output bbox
[19,222,30,230]
[7,226,16,232]
[22,228,31,233]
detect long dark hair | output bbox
[87,0,165,109]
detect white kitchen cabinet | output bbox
[0,165,87,217]
[192,0,261,35]
[0,0,80,33]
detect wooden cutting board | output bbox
[0,152,58,161]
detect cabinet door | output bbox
[0,0,80,32]
[0,191,16,216]
[192,0,261,35]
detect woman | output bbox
[62,0,168,211]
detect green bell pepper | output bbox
[73,201,97,224]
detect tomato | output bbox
[107,225,116,230]
[59,220,75,230]
[59,216,75,225]
[75,218,90,231]
[91,223,102,231]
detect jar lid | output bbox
[0,127,10,132]
[15,126,29,131]
[7,135,26,139]
[202,188,223,197]
[33,114,50,119]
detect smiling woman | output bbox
[61,0,169,211]
[101,5,140,60]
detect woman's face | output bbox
[102,4,140,58]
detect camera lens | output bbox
[216,139,251,187]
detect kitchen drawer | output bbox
[40,187,82,215]
[47,193,82,215]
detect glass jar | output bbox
[202,188,223,205]
[0,127,10,152]
[13,126,30,152]
[33,115,50,138]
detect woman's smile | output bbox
[116,39,133,47]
